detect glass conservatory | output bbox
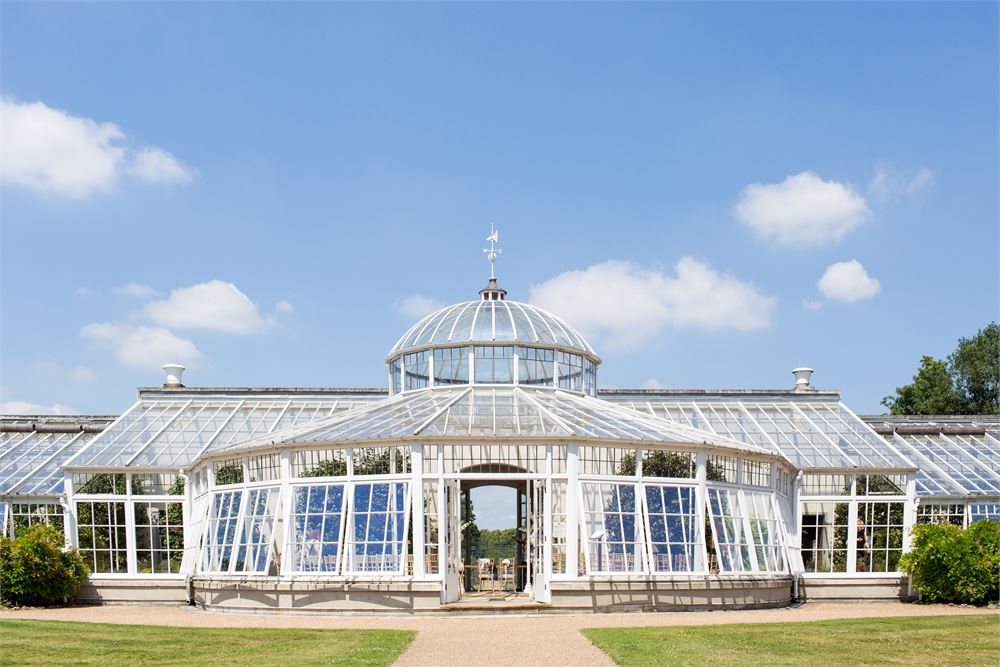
[1,275,997,612]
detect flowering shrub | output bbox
[900,519,999,605]
[0,523,89,607]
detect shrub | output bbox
[0,523,89,607]
[900,519,1000,605]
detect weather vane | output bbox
[483,224,502,279]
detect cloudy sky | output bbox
[2,3,997,430]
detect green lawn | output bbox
[0,620,415,666]
[583,615,1000,666]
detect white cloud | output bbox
[641,378,664,389]
[130,147,194,184]
[734,171,870,248]
[529,258,777,350]
[276,300,294,314]
[74,287,94,299]
[817,260,881,303]
[113,282,161,299]
[0,97,193,199]
[1,98,125,198]
[869,166,936,202]
[398,295,446,319]
[81,322,202,371]
[802,299,824,311]
[143,280,276,334]
[0,400,79,415]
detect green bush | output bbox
[0,523,89,607]
[900,519,1000,605]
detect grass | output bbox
[0,620,415,666]
[582,615,1000,666]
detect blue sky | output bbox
[2,1,997,435]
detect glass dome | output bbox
[389,280,596,356]
[386,279,600,395]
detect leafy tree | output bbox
[950,323,999,414]
[617,451,726,481]
[0,524,89,607]
[75,473,140,495]
[478,528,518,561]
[881,356,964,415]
[882,323,999,415]
[301,458,347,478]
[214,463,244,485]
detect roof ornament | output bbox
[483,224,502,280]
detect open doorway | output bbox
[442,475,548,605]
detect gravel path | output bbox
[3,603,997,666]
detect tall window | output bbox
[201,490,243,572]
[474,346,514,383]
[346,482,409,573]
[706,488,751,572]
[134,501,184,574]
[580,482,643,573]
[583,359,597,396]
[557,351,583,391]
[433,348,469,385]
[287,484,345,573]
[856,501,904,573]
[423,481,439,575]
[76,501,128,574]
[389,358,401,394]
[403,350,430,390]
[517,347,553,386]
[800,501,849,573]
[233,487,279,573]
[644,485,697,572]
[745,493,784,572]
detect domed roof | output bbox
[389,296,596,358]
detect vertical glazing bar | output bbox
[695,451,708,572]
[63,473,77,548]
[566,443,579,578]
[846,491,859,574]
[411,444,425,577]
[278,450,292,575]
[125,473,137,576]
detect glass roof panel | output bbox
[471,301,494,341]
[67,396,379,469]
[601,396,914,471]
[899,433,1000,496]
[231,387,768,456]
[0,429,102,496]
[494,302,516,341]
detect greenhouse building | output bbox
[1,274,998,613]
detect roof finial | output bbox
[483,224,502,280]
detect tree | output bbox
[617,451,727,481]
[950,323,999,414]
[881,356,964,415]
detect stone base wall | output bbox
[76,578,188,605]
[192,576,443,613]
[74,574,907,611]
[549,575,793,611]
[799,575,910,601]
